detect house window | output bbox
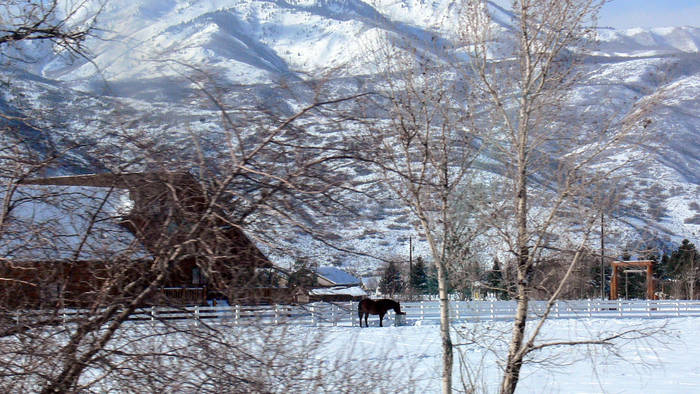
[192,267,203,285]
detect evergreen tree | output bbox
[658,253,671,280]
[668,240,698,275]
[424,265,439,295]
[287,259,318,288]
[379,260,404,296]
[667,239,700,299]
[653,252,672,298]
[589,257,610,299]
[422,263,453,296]
[409,256,428,294]
[485,260,506,299]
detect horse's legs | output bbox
[364,314,368,327]
[379,312,386,327]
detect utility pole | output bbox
[409,236,413,299]
[409,236,413,270]
[601,210,605,299]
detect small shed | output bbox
[308,267,365,301]
[309,286,367,302]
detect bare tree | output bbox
[0,42,398,390]
[0,1,427,390]
[0,0,100,56]
[458,1,657,392]
[0,0,101,234]
[356,37,489,394]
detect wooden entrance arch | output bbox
[609,260,656,300]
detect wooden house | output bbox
[0,171,293,308]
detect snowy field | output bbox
[4,311,699,392]
[315,317,700,393]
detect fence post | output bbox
[151,306,156,326]
[420,301,425,322]
[587,300,592,318]
[456,302,460,321]
[311,306,317,326]
[235,304,240,325]
[274,305,280,325]
[194,305,200,327]
[618,300,622,318]
[490,301,495,320]
[352,303,357,326]
[676,300,680,317]
[331,305,337,327]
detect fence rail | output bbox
[401,299,700,323]
[14,299,700,328]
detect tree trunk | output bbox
[501,113,530,394]
[500,270,528,394]
[437,258,453,394]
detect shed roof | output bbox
[315,267,361,286]
[309,286,366,297]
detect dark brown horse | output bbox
[358,298,406,327]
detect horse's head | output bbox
[393,301,406,315]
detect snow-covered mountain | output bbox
[35,1,700,86]
[3,0,699,271]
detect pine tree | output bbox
[379,261,403,296]
[287,259,317,288]
[485,260,506,299]
[409,256,428,294]
[669,240,698,275]
[658,253,671,280]
[667,239,699,299]
[589,256,610,299]
[424,265,440,295]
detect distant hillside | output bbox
[2,0,699,273]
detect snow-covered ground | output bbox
[3,312,698,392]
[318,317,700,393]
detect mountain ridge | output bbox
[2,0,699,271]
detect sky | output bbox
[599,0,700,29]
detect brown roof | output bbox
[17,172,271,267]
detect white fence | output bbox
[400,299,700,323]
[18,300,700,328]
[16,302,361,327]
